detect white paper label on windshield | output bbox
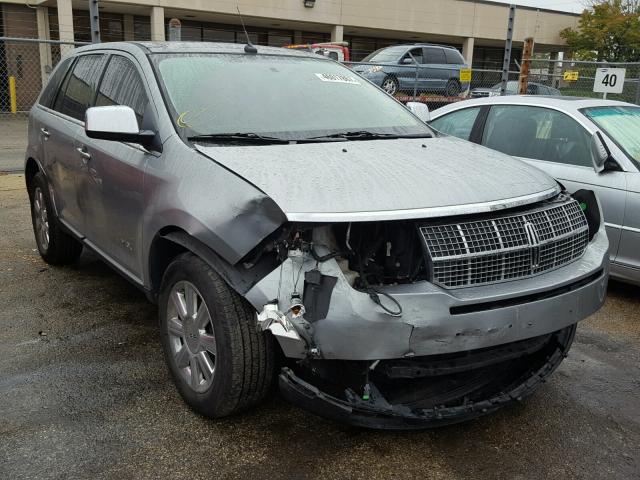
[315,73,360,85]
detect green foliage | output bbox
[560,0,640,61]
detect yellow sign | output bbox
[459,68,472,83]
[564,70,579,81]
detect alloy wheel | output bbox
[33,187,50,251]
[382,78,398,95]
[166,281,217,393]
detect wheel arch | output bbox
[148,227,276,306]
[25,157,41,192]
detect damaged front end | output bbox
[240,193,608,428]
[279,325,576,429]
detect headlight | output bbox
[367,66,383,74]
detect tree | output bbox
[560,0,640,61]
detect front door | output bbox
[76,54,154,280]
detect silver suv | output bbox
[26,42,609,429]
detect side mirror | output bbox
[406,101,430,123]
[85,105,157,150]
[590,131,610,174]
[401,57,415,65]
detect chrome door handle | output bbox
[76,146,91,164]
[40,127,50,139]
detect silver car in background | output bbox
[25,43,608,429]
[431,96,640,285]
[470,81,562,98]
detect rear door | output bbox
[30,56,74,180]
[42,54,109,235]
[479,104,627,261]
[75,53,155,280]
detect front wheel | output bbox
[159,253,275,418]
[381,75,399,96]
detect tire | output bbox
[381,75,399,96]
[28,171,83,265]
[159,252,275,418]
[445,79,462,97]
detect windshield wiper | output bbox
[187,132,291,144]
[302,131,433,141]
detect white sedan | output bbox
[430,96,640,285]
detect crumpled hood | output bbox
[196,137,559,222]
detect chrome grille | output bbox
[420,199,589,288]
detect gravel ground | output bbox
[1,173,639,480]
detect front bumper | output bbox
[246,228,609,360]
[279,323,576,429]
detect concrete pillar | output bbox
[331,25,343,43]
[123,14,135,41]
[550,51,562,88]
[150,6,165,42]
[36,6,53,85]
[56,0,75,56]
[462,37,474,66]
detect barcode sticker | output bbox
[315,73,360,85]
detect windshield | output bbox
[583,106,640,162]
[152,53,431,140]
[362,47,406,63]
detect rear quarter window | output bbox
[444,49,465,65]
[39,57,74,109]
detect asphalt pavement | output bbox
[0,116,28,173]
[1,173,639,480]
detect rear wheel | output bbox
[28,171,82,265]
[159,253,275,418]
[445,79,462,97]
[381,75,399,96]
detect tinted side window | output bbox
[424,47,446,64]
[95,56,149,127]
[430,107,481,140]
[482,105,592,166]
[444,49,464,65]
[54,54,108,121]
[39,57,73,108]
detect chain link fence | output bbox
[2,37,640,116]
[0,37,87,115]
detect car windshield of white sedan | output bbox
[153,53,432,140]
[583,106,640,162]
